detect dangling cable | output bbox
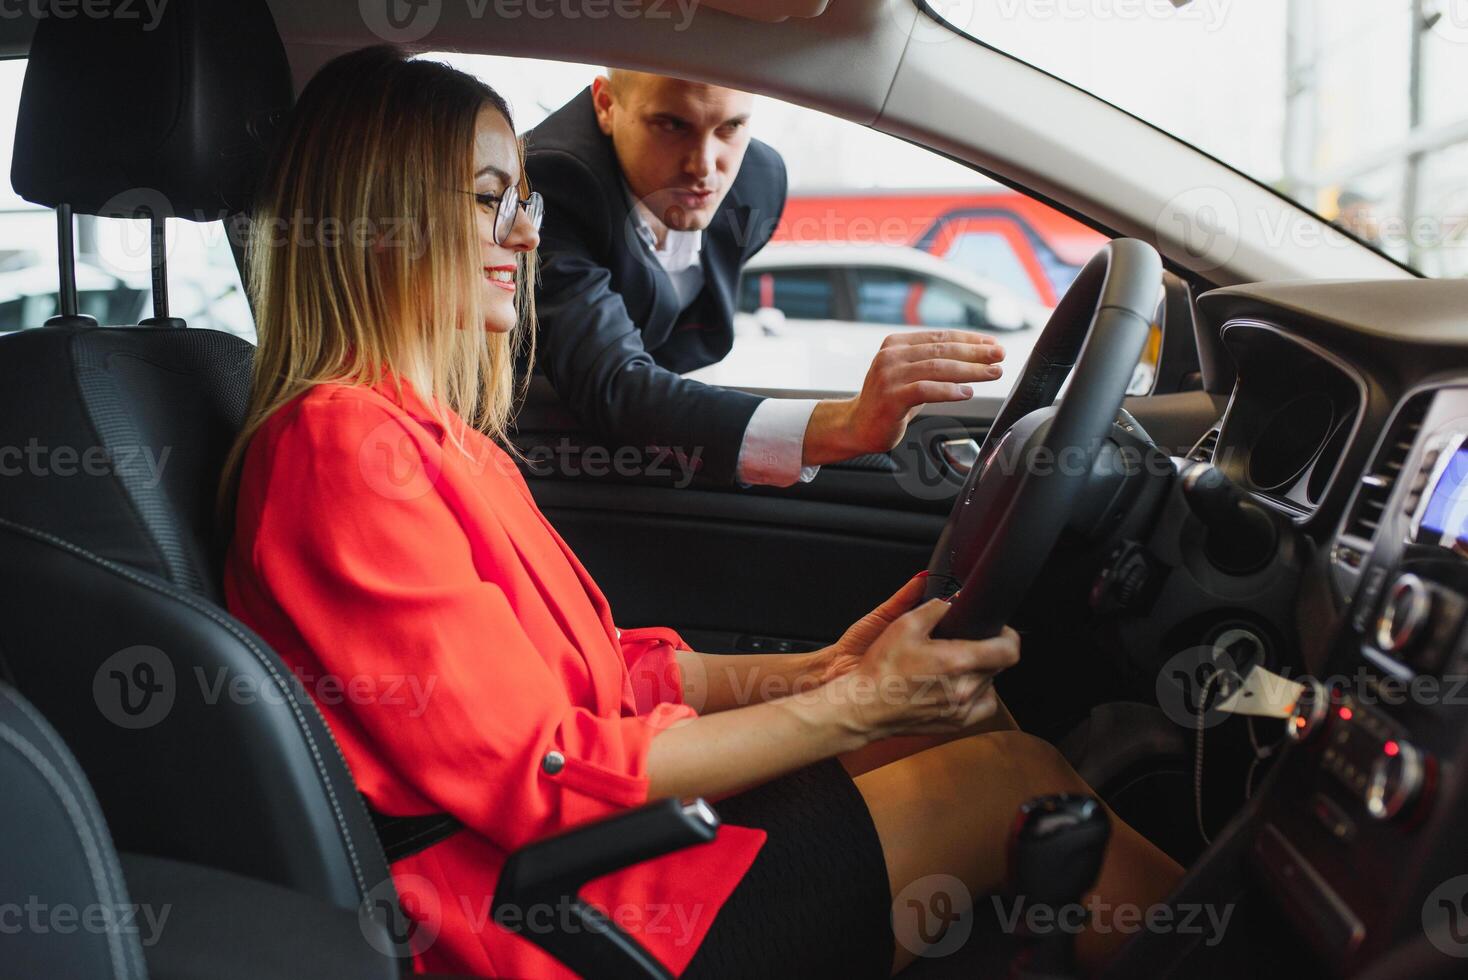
[1244,714,1284,800]
[1193,664,1243,847]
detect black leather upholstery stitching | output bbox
[0,516,382,904]
[47,332,175,590]
[0,686,147,980]
[0,715,143,980]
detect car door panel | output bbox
[533,479,941,649]
[514,379,993,643]
[516,355,1219,646]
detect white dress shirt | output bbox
[626,193,820,487]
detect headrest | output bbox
[11,0,293,221]
[0,324,254,600]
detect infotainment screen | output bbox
[1417,445,1468,549]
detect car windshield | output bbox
[932,0,1468,278]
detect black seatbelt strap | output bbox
[362,796,464,863]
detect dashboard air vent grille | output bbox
[1187,427,1221,463]
[1345,395,1431,541]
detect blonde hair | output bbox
[220,45,535,509]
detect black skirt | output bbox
[682,758,895,980]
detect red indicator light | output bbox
[1384,741,1400,757]
[1293,716,1307,729]
[1339,707,1354,721]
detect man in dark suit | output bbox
[526,70,1005,485]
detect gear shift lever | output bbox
[1007,794,1110,980]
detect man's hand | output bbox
[802,330,1005,466]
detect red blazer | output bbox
[225,379,766,977]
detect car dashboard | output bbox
[1208,320,1364,523]
[1106,278,1468,978]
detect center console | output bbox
[1107,385,1468,978]
[1253,384,1468,970]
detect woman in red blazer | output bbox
[224,46,1180,979]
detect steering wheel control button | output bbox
[1366,740,1427,821]
[1089,542,1159,614]
[541,751,565,775]
[1286,678,1329,742]
[1375,573,1432,656]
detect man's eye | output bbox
[655,119,685,134]
[718,122,744,137]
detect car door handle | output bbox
[939,437,981,475]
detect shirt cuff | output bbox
[619,626,693,712]
[735,398,821,487]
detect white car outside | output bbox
[687,243,1050,397]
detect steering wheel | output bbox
[925,238,1163,639]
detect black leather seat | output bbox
[0,0,400,944]
[0,679,400,980]
[0,679,148,980]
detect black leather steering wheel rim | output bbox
[925,239,1163,640]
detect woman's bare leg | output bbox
[838,697,1019,779]
[853,730,1183,976]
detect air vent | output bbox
[1344,395,1431,541]
[1187,426,1221,463]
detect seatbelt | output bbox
[361,796,464,863]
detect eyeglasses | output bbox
[465,185,544,245]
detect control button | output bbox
[1365,741,1426,821]
[1354,565,1389,633]
[541,750,565,774]
[1405,457,1434,512]
[1415,588,1466,674]
[1375,573,1433,656]
[1418,450,1441,490]
[1312,793,1356,842]
[1287,678,1329,742]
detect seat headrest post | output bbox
[138,214,185,329]
[46,204,97,330]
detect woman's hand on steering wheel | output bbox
[824,596,1020,741]
[813,572,931,685]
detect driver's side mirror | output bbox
[753,306,787,337]
[985,295,1025,332]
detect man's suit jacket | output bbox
[525,88,788,484]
